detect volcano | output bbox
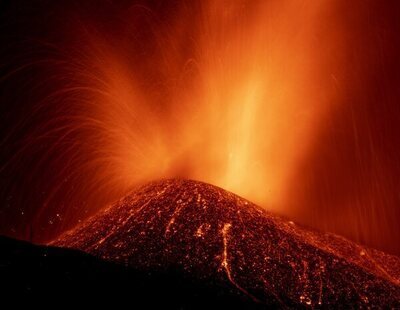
[54,179,400,307]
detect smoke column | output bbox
[0,0,399,255]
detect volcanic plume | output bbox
[1,1,400,306]
[2,1,400,255]
[54,179,400,307]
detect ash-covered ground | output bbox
[54,179,400,307]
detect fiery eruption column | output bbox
[55,1,340,210]
[0,0,399,255]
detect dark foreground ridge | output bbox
[0,235,252,308]
[53,179,400,307]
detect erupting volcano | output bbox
[53,179,400,307]
[1,0,400,307]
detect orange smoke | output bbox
[2,0,399,254]
[70,0,342,215]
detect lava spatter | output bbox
[53,179,400,307]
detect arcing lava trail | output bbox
[54,179,400,307]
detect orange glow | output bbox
[69,0,341,213]
[5,1,399,254]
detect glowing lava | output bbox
[0,1,347,242]
[54,179,400,307]
[1,0,400,257]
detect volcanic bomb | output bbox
[54,179,400,307]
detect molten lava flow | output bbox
[53,179,400,307]
[1,0,399,254]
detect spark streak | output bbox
[220,222,258,302]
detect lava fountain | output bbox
[0,0,399,255]
[55,0,341,210]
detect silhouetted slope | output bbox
[0,235,261,308]
[54,179,400,307]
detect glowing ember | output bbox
[1,0,400,261]
[54,179,400,307]
[0,1,351,243]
